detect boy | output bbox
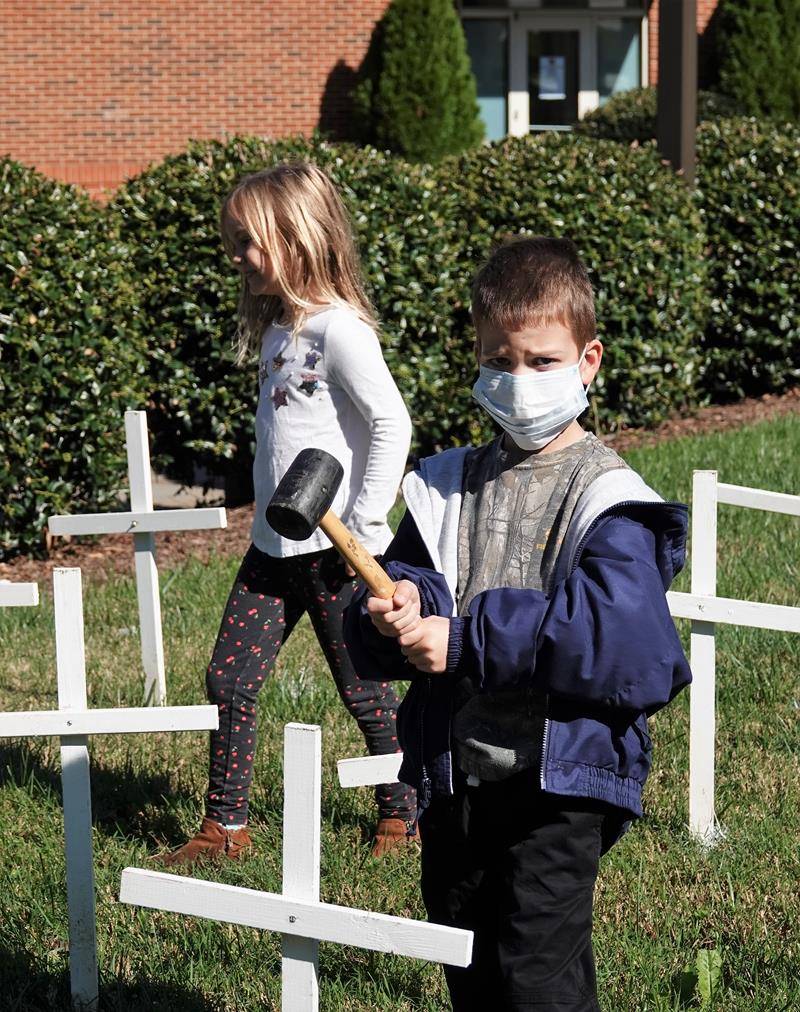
[344,237,691,1012]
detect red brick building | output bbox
[0,1,720,198]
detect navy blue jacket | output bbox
[344,499,692,821]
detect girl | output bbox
[156,162,415,864]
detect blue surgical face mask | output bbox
[472,351,589,451]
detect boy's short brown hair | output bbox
[471,236,595,347]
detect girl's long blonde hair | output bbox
[220,162,378,363]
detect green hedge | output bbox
[0,159,148,559]
[696,118,800,399]
[110,132,706,484]
[576,86,739,143]
[5,118,798,559]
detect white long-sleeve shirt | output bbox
[251,305,412,558]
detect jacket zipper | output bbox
[538,498,684,791]
[539,715,550,790]
[419,676,432,807]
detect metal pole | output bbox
[656,0,697,185]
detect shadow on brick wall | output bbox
[318,59,361,141]
[698,3,723,90]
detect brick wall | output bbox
[648,0,720,85]
[0,0,389,198]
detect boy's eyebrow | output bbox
[479,345,566,357]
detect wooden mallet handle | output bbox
[318,510,396,600]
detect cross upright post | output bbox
[54,567,98,1009]
[281,723,322,1008]
[0,567,219,1010]
[48,410,227,705]
[125,410,166,705]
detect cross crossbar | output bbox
[717,482,800,516]
[0,581,39,607]
[667,591,800,634]
[119,869,473,966]
[49,508,225,537]
[337,753,403,788]
[0,704,218,739]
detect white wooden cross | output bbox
[338,470,800,849]
[48,409,227,705]
[120,723,472,1011]
[0,567,219,1012]
[667,470,800,844]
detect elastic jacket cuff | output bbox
[446,616,470,679]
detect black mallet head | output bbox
[266,448,344,541]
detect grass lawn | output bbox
[1,415,798,1011]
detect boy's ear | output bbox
[580,339,603,386]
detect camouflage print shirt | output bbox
[452,432,628,782]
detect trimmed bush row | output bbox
[575,86,739,143]
[578,97,800,400]
[696,119,800,400]
[0,159,148,558]
[2,116,799,557]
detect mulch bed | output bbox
[2,387,798,588]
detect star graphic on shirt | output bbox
[272,353,288,373]
[298,372,319,397]
[271,387,288,410]
[304,349,321,369]
[258,361,269,386]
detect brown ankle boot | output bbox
[371,817,418,858]
[152,817,253,868]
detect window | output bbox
[463,19,509,141]
[597,18,641,103]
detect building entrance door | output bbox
[512,14,593,132]
[528,29,580,129]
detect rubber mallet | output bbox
[266,448,396,600]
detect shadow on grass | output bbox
[0,945,220,1012]
[0,742,186,845]
[0,736,388,853]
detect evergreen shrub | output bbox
[0,159,147,559]
[696,118,800,399]
[576,86,739,143]
[353,0,484,161]
[716,0,800,121]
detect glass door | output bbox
[528,30,580,129]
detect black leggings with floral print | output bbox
[205,544,415,826]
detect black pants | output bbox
[205,544,415,826]
[419,771,624,1012]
